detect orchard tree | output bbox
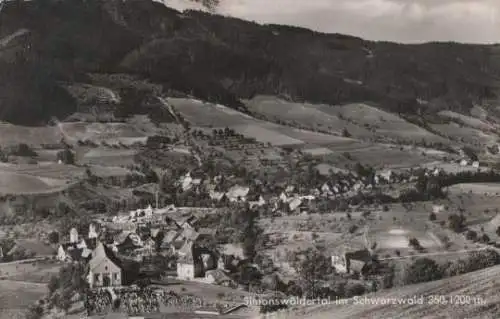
[291,248,334,298]
[404,258,443,285]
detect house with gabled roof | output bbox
[176,241,203,280]
[114,231,143,254]
[86,242,123,288]
[226,185,250,202]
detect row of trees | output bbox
[392,249,500,287]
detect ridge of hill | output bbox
[0,0,498,127]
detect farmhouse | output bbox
[331,248,373,276]
[57,243,92,263]
[87,242,123,288]
[114,231,143,254]
[226,185,250,202]
[58,227,97,262]
[70,227,79,244]
[176,241,203,280]
[288,197,303,214]
[432,204,446,214]
[204,269,235,287]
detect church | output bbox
[86,242,123,288]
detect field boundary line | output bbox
[378,246,490,261]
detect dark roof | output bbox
[67,247,84,261]
[82,238,98,250]
[349,260,367,273]
[345,249,372,263]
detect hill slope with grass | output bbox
[281,264,500,319]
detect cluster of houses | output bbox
[55,208,250,290]
[173,168,421,215]
[459,158,480,169]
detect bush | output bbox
[348,225,358,234]
[448,214,466,233]
[342,128,352,138]
[56,148,75,164]
[26,303,44,319]
[465,230,478,241]
[48,275,60,294]
[345,283,366,297]
[480,233,491,243]
[429,212,437,221]
[408,237,421,249]
[48,231,60,244]
[405,258,443,285]
[260,301,288,314]
[10,143,37,157]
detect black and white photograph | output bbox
[0,0,499,318]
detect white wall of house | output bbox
[57,246,66,261]
[88,258,122,288]
[331,255,347,273]
[177,263,195,280]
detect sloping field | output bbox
[63,83,120,105]
[60,122,150,144]
[0,162,85,180]
[372,227,443,250]
[430,123,497,145]
[0,162,133,181]
[170,97,350,147]
[303,147,333,156]
[420,162,488,174]
[231,124,304,146]
[168,98,254,126]
[0,280,47,319]
[438,110,496,131]
[330,103,446,143]
[0,171,68,195]
[448,183,500,195]
[0,120,154,147]
[244,96,366,136]
[326,143,436,169]
[266,125,357,146]
[0,123,62,147]
[283,265,500,319]
[80,148,137,166]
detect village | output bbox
[1,145,497,318]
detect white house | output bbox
[288,197,302,213]
[181,172,193,191]
[176,241,202,280]
[70,228,79,244]
[331,255,348,273]
[321,183,332,195]
[380,170,393,183]
[226,185,250,202]
[88,224,98,239]
[279,192,288,203]
[432,204,445,214]
[144,205,154,217]
[87,243,123,288]
[472,161,480,168]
